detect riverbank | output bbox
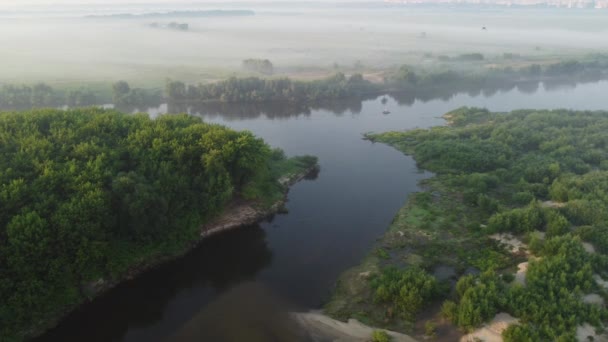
[25,162,318,341]
[292,311,418,342]
[5,53,608,113]
[325,107,608,341]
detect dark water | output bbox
[37,81,608,342]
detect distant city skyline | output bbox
[385,0,607,8]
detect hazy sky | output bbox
[1,0,359,4]
[0,0,322,9]
[0,0,368,9]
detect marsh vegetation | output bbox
[327,108,608,341]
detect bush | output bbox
[424,321,437,337]
[371,267,439,321]
[371,330,392,342]
[501,273,515,283]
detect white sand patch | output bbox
[595,274,608,290]
[358,271,371,279]
[583,293,605,306]
[542,201,566,208]
[576,323,608,342]
[292,311,417,342]
[514,262,528,286]
[490,233,526,254]
[460,312,519,342]
[582,242,596,254]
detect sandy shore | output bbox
[489,233,526,254]
[460,313,519,342]
[292,311,418,342]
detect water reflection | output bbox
[0,78,602,116]
[158,96,373,120]
[36,226,273,342]
[136,78,607,118]
[166,282,309,342]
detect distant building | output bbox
[384,0,604,8]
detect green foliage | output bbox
[545,210,570,237]
[413,138,511,173]
[376,248,390,260]
[371,330,392,342]
[65,88,97,107]
[576,226,608,254]
[501,273,515,283]
[424,321,437,337]
[112,80,161,106]
[0,108,303,340]
[0,83,100,109]
[512,191,535,206]
[477,193,499,215]
[452,272,506,331]
[441,300,458,322]
[452,218,606,338]
[242,153,317,206]
[385,57,608,96]
[504,235,605,340]
[487,202,544,234]
[371,267,439,321]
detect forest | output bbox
[0,108,316,341]
[385,56,608,92]
[326,108,608,341]
[165,56,608,104]
[3,56,608,111]
[0,84,97,109]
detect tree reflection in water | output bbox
[35,226,273,342]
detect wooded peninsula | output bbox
[0,108,317,341]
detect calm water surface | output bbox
[37,81,608,341]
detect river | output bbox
[36,80,608,341]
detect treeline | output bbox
[0,83,97,109]
[0,81,161,110]
[0,108,316,341]
[369,108,608,340]
[163,57,608,105]
[386,57,608,91]
[111,80,161,107]
[4,56,608,111]
[165,73,380,103]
